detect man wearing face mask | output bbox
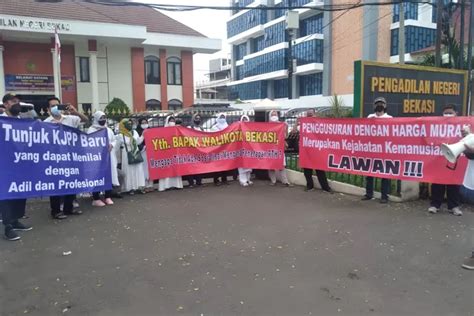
[362,97,392,203]
[44,97,89,220]
[0,93,32,241]
[186,114,204,187]
[428,105,462,216]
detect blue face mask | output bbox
[51,106,61,117]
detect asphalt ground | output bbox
[1,181,473,316]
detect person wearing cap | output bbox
[44,97,89,220]
[0,93,32,241]
[362,97,392,203]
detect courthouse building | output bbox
[0,0,221,113]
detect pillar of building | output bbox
[131,47,146,112]
[0,45,5,98]
[160,49,168,110]
[89,40,99,111]
[181,50,194,107]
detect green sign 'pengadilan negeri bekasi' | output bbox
[353,61,468,117]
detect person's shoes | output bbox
[323,189,334,194]
[73,200,80,208]
[380,198,389,204]
[461,257,474,270]
[361,196,373,201]
[305,188,315,192]
[269,182,276,186]
[449,207,463,216]
[104,198,114,205]
[248,181,254,185]
[5,228,20,241]
[284,183,294,187]
[241,182,249,187]
[52,212,68,220]
[129,191,135,195]
[65,210,83,216]
[11,221,32,231]
[188,184,194,188]
[92,200,106,207]
[214,182,222,187]
[428,206,439,214]
[21,215,29,219]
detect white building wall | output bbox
[106,43,133,109]
[145,84,161,101]
[168,85,183,101]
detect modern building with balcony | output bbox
[226,0,440,104]
[195,56,232,101]
[227,0,324,102]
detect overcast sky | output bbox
[139,0,231,83]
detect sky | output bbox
[138,0,231,83]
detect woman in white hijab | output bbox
[238,115,253,186]
[267,110,291,186]
[87,111,119,206]
[211,113,230,185]
[159,116,183,191]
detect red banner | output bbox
[299,117,474,184]
[144,122,285,180]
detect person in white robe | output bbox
[211,113,230,185]
[116,118,146,194]
[136,118,155,192]
[87,111,119,206]
[267,110,291,186]
[159,116,183,191]
[238,115,253,186]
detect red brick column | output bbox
[131,47,145,112]
[181,50,194,107]
[160,49,168,110]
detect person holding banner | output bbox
[238,115,253,187]
[44,97,88,219]
[302,109,332,193]
[267,110,292,187]
[136,118,155,192]
[186,114,204,187]
[212,113,230,186]
[0,93,32,241]
[159,116,184,191]
[117,119,146,194]
[362,97,392,204]
[428,105,462,216]
[88,111,118,206]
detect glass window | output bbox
[146,99,161,110]
[79,57,90,82]
[168,99,183,111]
[145,56,160,84]
[167,57,182,85]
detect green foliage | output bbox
[326,94,352,118]
[104,98,130,118]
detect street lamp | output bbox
[286,10,299,100]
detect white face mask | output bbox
[443,113,455,117]
[141,124,149,129]
[217,117,226,124]
[270,115,279,122]
[168,122,176,127]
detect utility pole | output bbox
[398,0,405,64]
[435,0,443,67]
[287,29,294,99]
[460,0,466,69]
[468,0,473,114]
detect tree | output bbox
[104,98,130,121]
[326,94,352,118]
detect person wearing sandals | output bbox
[159,116,183,191]
[87,111,118,206]
[267,110,292,186]
[44,97,88,219]
[116,119,146,194]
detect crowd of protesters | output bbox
[0,93,473,271]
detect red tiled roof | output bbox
[0,0,205,37]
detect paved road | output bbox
[1,182,473,316]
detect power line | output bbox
[83,0,435,12]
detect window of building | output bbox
[168,99,183,111]
[146,99,161,111]
[79,57,90,82]
[145,56,160,84]
[167,57,182,85]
